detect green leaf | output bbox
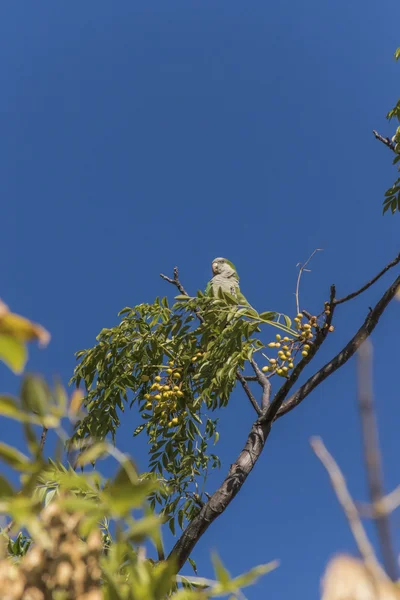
[259,311,276,321]
[0,334,27,374]
[214,431,220,445]
[188,557,198,574]
[283,315,292,328]
[230,560,279,589]
[212,552,231,585]
[75,442,108,467]
[0,442,32,470]
[133,424,146,437]
[0,474,14,498]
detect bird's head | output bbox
[211,257,238,277]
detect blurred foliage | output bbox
[0,373,277,598]
[0,298,50,373]
[0,302,277,598]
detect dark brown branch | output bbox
[334,253,400,306]
[373,130,396,152]
[259,285,336,425]
[250,358,271,410]
[168,273,400,571]
[357,341,398,581]
[243,375,258,382]
[236,372,261,415]
[277,273,400,419]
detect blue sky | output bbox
[1,1,400,597]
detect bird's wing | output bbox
[225,259,239,280]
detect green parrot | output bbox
[205,257,248,304]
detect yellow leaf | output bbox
[69,389,84,416]
[0,335,27,374]
[0,310,50,346]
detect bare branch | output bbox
[160,267,205,324]
[373,129,396,152]
[359,485,400,518]
[334,253,400,306]
[310,436,387,581]
[260,285,336,425]
[160,267,190,296]
[295,249,323,315]
[277,273,400,419]
[250,358,271,410]
[39,426,48,452]
[236,372,261,415]
[357,341,398,581]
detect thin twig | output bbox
[334,253,400,305]
[373,130,396,152]
[277,272,400,419]
[357,341,398,581]
[310,436,387,581]
[250,358,271,410]
[260,285,336,425]
[236,372,261,415]
[295,249,323,315]
[358,485,400,518]
[160,267,205,324]
[39,426,48,452]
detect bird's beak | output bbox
[212,262,218,273]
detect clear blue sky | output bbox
[1,1,400,598]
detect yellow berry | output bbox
[276,334,281,341]
[275,342,281,348]
[262,366,269,373]
[277,368,284,376]
[141,375,150,382]
[267,342,276,348]
[155,375,162,382]
[282,345,289,351]
[303,323,311,330]
[154,394,162,401]
[144,393,150,400]
[173,372,181,379]
[173,386,180,391]
[283,337,290,342]
[288,362,294,369]
[171,417,179,425]
[329,325,334,332]
[192,356,197,362]
[278,351,285,357]
[169,361,174,366]
[294,317,300,323]
[285,351,291,358]
[150,383,159,391]
[301,351,308,357]
[166,368,173,374]
[177,390,184,397]
[163,385,170,391]
[282,366,288,372]
[167,421,173,428]
[304,344,310,350]
[269,358,277,364]
[145,402,152,409]
[297,313,303,319]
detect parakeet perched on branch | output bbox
[205,257,250,306]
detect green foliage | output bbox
[70,291,298,531]
[382,47,400,214]
[0,370,276,599]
